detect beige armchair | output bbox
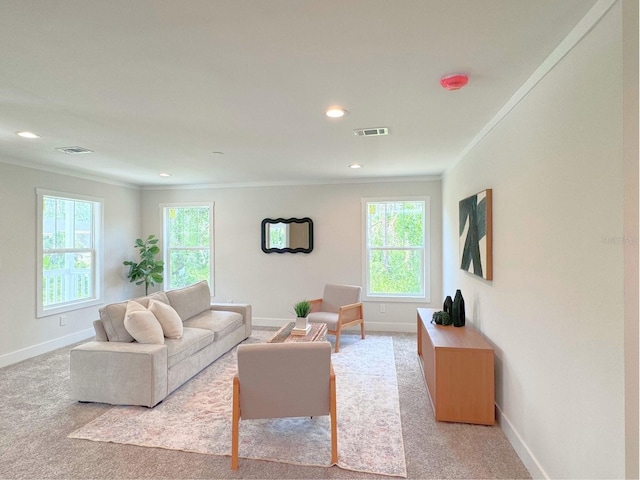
[307,284,365,353]
[231,341,337,470]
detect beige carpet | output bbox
[68,333,407,477]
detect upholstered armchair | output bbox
[307,284,365,353]
[231,342,337,470]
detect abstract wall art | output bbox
[459,189,493,280]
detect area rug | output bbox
[68,331,407,477]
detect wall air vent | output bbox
[55,146,94,155]
[353,127,389,137]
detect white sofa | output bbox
[70,280,251,407]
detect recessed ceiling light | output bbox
[159,172,171,177]
[16,131,40,139]
[326,107,347,118]
[349,163,362,169]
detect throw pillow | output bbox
[148,299,183,339]
[123,301,164,344]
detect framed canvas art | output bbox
[459,189,493,280]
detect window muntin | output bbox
[162,203,214,291]
[363,197,429,301]
[37,190,103,317]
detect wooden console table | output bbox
[417,308,495,425]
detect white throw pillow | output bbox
[123,301,164,344]
[148,299,183,339]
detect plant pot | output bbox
[295,316,308,330]
[291,316,312,336]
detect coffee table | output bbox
[268,321,328,343]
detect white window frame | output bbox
[361,196,430,303]
[161,202,214,293]
[36,189,103,318]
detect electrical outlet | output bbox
[59,316,67,326]
[379,304,386,313]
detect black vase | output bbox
[452,289,465,327]
[443,296,453,314]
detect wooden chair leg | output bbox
[360,321,365,339]
[231,377,240,470]
[330,369,338,464]
[334,329,341,353]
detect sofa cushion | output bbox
[165,280,211,321]
[149,299,183,339]
[183,310,243,340]
[123,302,165,345]
[100,291,170,342]
[165,327,215,368]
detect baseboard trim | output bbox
[496,403,548,479]
[253,317,416,333]
[0,328,94,369]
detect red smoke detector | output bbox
[440,74,469,91]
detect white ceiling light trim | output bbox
[325,107,347,118]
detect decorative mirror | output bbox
[261,217,313,254]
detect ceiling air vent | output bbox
[353,127,389,137]
[55,146,94,155]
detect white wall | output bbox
[141,179,442,331]
[442,4,626,478]
[0,165,441,365]
[0,162,141,367]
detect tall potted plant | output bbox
[123,234,164,295]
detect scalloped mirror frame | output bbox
[261,217,313,254]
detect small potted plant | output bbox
[293,299,312,332]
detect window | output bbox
[37,189,103,317]
[362,197,430,301]
[162,203,214,291]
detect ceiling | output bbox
[0,0,599,187]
